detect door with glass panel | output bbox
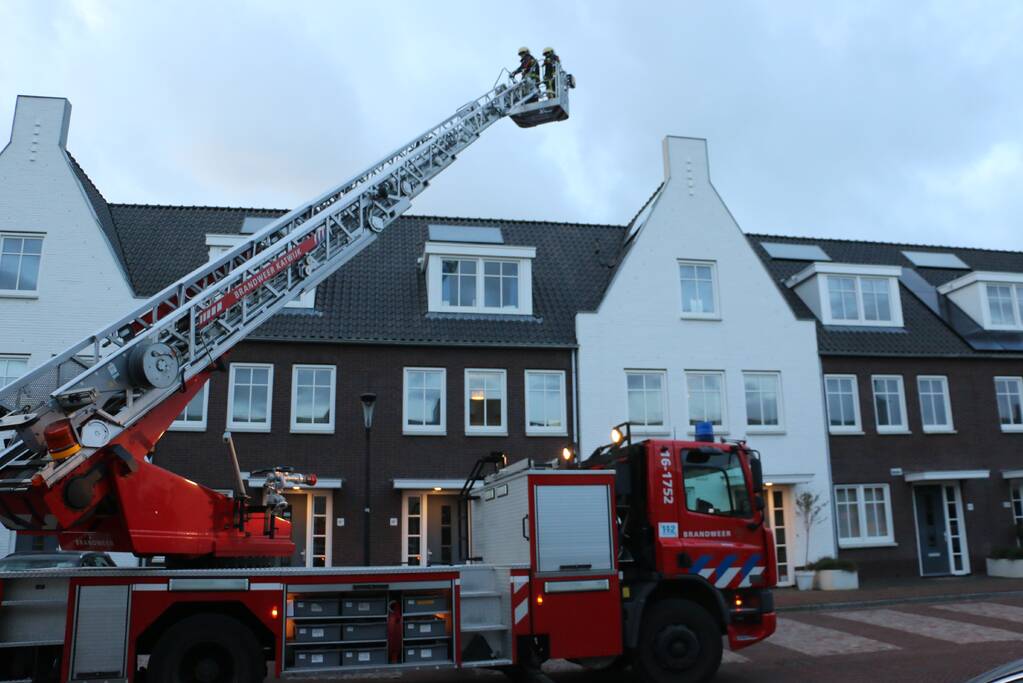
[765,487,792,586]
[307,492,332,567]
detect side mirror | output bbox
[750,457,764,493]
[755,494,765,512]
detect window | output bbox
[626,371,667,430]
[995,377,1023,432]
[484,261,519,309]
[290,365,335,433]
[744,372,782,431]
[0,355,28,388]
[227,363,273,432]
[682,448,752,518]
[834,484,895,547]
[465,369,506,435]
[825,374,861,433]
[985,284,1023,329]
[441,259,477,307]
[678,261,718,318]
[871,375,908,433]
[525,370,566,435]
[1012,482,1023,527]
[403,368,446,435]
[823,275,901,326]
[686,371,726,429]
[170,383,209,432]
[0,235,42,294]
[439,258,522,312]
[917,376,954,433]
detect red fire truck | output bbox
[0,61,775,682]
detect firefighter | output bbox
[511,47,540,101]
[542,47,561,97]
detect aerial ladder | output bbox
[0,63,575,562]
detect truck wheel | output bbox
[635,598,722,683]
[147,614,264,683]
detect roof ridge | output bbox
[748,231,1023,257]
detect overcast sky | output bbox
[3,1,1022,250]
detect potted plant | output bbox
[810,557,859,590]
[987,546,1023,578]
[793,491,826,591]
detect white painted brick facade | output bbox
[575,136,837,572]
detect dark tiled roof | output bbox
[108,204,626,347]
[747,234,1023,357]
[66,153,128,275]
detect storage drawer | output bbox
[342,646,387,666]
[294,648,340,669]
[294,598,340,617]
[342,621,388,642]
[341,597,387,617]
[295,624,342,642]
[404,618,445,639]
[403,594,449,615]
[404,642,448,663]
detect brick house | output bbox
[751,235,1023,578]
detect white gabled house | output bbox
[575,136,837,584]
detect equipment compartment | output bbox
[402,593,449,615]
[341,596,387,617]
[403,617,446,639]
[294,648,341,668]
[342,621,388,642]
[404,641,449,663]
[294,598,340,617]
[295,624,342,642]
[342,646,387,666]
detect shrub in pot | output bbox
[793,491,827,591]
[987,546,1023,579]
[809,557,859,591]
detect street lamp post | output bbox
[360,393,377,566]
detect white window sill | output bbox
[403,429,447,437]
[466,430,508,437]
[746,427,785,435]
[838,540,898,549]
[290,426,335,434]
[631,427,672,436]
[432,305,528,316]
[823,319,901,328]
[680,314,721,321]
[1001,425,1023,433]
[922,427,957,435]
[687,428,729,436]
[526,431,569,438]
[227,424,271,433]
[876,429,912,435]
[168,423,207,432]
[829,429,865,436]
[0,291,39,299]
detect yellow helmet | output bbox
[543,47,554,55]
[518,47,530,55]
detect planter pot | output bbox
[794,570,815,591]
[986,558,1023,578]
[814,569,859,591]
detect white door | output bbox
[305,492,333,568]
[766,487,793,587]
[941,484,969,575]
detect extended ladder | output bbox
[0,64,574,496]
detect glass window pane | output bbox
[0,254,18,290]
[502,276,518,308]
[484,261,500,275]
[484,276,500,307]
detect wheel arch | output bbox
[135,601,274,656]
[623,577,729,649]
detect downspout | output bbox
[572,348,580,453]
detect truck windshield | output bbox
[681,449,753,518]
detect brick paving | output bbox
[775,575,1023,611]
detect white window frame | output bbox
[625,370,669,434]
[524,370,567,436]
[995,376,1023,433]
[0,354,29,389]
[226,362,274,433]
[743,371,784,433]
[980,283,1023,330]
[464,369,508,436]
[685,370,728,433]
[678,259,720,320]
[0,232,44,298]
[289,365,336,434]
[169,382,210,432]
[825,374,862,434]
[424,243,535,316]
[823,274,902,327]
[834,483,896,548]
[402,367,447,436]
[871,375,909,434]
[917,375,954,433]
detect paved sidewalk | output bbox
[775,575,1023,611]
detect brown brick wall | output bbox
[823,355,1023,578]
[153,340,575,566]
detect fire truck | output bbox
[0,61,775,682]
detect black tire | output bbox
[634,598,722,683]
[147,614,264,683]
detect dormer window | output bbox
[424,239,534,316]
[786,263,904,328]
[938,272,1023,331]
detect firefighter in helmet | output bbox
[542,47,561,97]
[511,47,540,101]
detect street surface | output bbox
[286,594,1023,683]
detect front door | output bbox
[914,485,950,576]
[426,496,459,565]
[765,487,792,587]
[284,492,333,567]
[285,493,308,567]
